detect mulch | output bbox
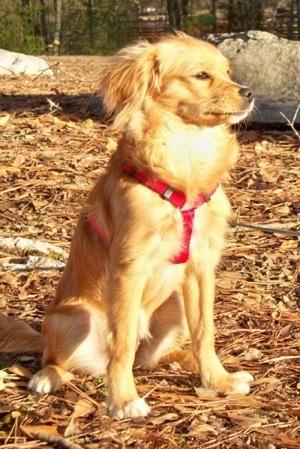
[0,56,299,449]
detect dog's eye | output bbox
[194,72,210,80]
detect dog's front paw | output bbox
[29,366,74,393]
[226,371,254,394]
[207,370,254,395]
[108,397,150,419]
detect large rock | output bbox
[0,49,53,76]
[205,31,300,124]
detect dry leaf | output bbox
[39,114,56,124]
[243,347,263,361]
[59,114,79,122]
[0,114,10,126]
[252,377,282,395]
[194,387,218,398]
[37,150,56,160]
[20,424,61,439]
[0,371,8,391]
[188,422,219,436]
[149,413,179,425]
[275,205,291,215]
[279,323,294,338]
[0,272,18,288]
[64,390,79,402]
[13,154,26,167]
[227,412,267,429]
[225,395,263,408]
[72,398,96,418]
[8,364,33,380]
[64,416,80,437]
[0,165,20,175]
[280,240,298,250]
[106,137,117,152]
[286,409,300,417]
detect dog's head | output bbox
[98,33,254,130]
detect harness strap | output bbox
[86,214,108,241]
[88,164,217,264]
[172,208,196,264]
[124,164,187,208]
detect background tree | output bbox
[228,0,264,32]
[53,0,61,55]
[298,0,300,37]
[167,0,181,29]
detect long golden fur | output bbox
[0,33,254,418]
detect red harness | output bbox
[87,164,216,264]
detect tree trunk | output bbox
[227,0,236,31]
[87,0,94,47]
[53,0,62,55]
[288,0,298,39]
[182,0,189,30]
[228,0,263,32]
[297,0,300,39]
[167,0,181,30]
[211,0,217,33]
[40,0,49,47]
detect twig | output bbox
[143,380,166,399]
[260,355,300,363]
[0,443,43,449]
[47,97,62,112]
[0,67,15,74]
[32,62,60,81]
[230,221,300,237]
[280,104,300,140]
[36,432,83,449]
[66,381,101,409]
[55,66,88,82]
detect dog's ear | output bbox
[98,42,161,129]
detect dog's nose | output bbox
[239,87,253,103]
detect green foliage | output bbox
[0,1,45,54]
[98,2,136,55]
[53,0,138,55]
[183,12,214,34]
[228,0,264,33]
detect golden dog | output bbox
[0,33,254,418]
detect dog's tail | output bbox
[160,349,198,372]
[0,313,45,353]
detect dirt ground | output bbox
[0,56,300,449]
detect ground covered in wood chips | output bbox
[0,56,300,449]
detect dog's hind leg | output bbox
[29,303,109,393]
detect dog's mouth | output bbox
[228,108,253,124]
[209,103,254,118]
[231,109,250,117]
[205,101,254,123]
[180,100,254,126]
[206,110,249,117]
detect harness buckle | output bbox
[161,186,175,200]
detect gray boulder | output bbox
[0,49,53,76]
[205,31,300,124]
